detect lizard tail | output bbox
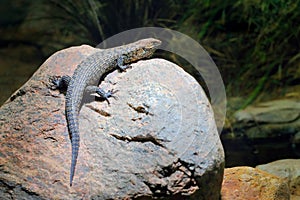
[65,79,82,186]
[70,130,79,186]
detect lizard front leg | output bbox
[117,56,132,71]
[83,56,128,104]
[85,86,118,105]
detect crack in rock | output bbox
[109,132,168,148]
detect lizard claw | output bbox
[49,76,61,90]
[118,65,132,72]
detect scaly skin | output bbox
[60,38,161,186]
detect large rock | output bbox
[0,45,224,199]
[221,166,290,200]
[257,159,300,200]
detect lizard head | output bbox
[123,38,162,63]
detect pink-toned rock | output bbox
[221,166,290,200]
[0,45,224,199]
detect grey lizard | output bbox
[50,38,161,186]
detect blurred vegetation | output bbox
[1,0,299,107]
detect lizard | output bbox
[50,38,162,186]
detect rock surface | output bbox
[0,45,224,199]
[221,166,290,200]
[257,159,300,200]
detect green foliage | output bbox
[178,0,300,106]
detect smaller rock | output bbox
[221,166,289,200]
[234,99,300,124]
[257,159,300,199]
[230,99,300,144]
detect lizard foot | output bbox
[49,75,71,91]
[95,88,118,105]
[118,64,132,72]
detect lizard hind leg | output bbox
[49,75,71,91]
